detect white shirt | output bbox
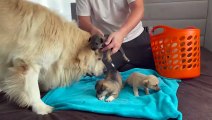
[76,0,144,43]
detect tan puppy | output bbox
[125,73,160,96]
[0,0,105,114]
[95,69,122,102]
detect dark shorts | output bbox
[111,29,155,72]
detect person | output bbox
[76,0,155,71]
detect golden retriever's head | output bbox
[77,47,105,76]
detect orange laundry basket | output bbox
[150,25,200,79]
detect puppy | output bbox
[89,34,130,63]
[95,66,122,102]
[124,73,160,96]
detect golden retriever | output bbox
[0,0,105,114]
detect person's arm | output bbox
[103,0,144,54]
[76,0,104,36]
[78,16,104,36]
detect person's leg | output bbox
[112,29,155,72]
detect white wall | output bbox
[28,0,76,21]
[143,0,208,46]
[205,0,212,52]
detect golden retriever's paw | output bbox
[105,96,115,102]
[32,102,54,115]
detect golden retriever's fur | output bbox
[0,0,105,114]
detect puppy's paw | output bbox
[32,102,54,115]
[105,96,115,102]
[125,58,130,62]
[98,96,105,101]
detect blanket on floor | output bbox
[42,68,182,120]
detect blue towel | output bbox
[42,68,182,120]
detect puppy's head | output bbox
[89,34,108,50]
[95,80,110,98]
[143,76,160,91]
[77,46,105,76]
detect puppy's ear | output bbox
[95,80,103,89]
[100,38,104,43]
[104,34,110,39]
[89,35,96,43]
[101,83,107,91]
[95,80,106,91]
[143,80,149,87]
[95,81,99,89]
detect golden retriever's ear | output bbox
[77,50,89,67]
[13,58,29,72]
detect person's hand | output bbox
[102,31,125,54]
[90,26,104,37]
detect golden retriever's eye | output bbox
[98,58,102,60]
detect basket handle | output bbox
[150,25,199,36]
[150,25,175,36]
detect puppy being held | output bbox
[89,34,130,63]
[124,72,160,96]
[95,66,122,102]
